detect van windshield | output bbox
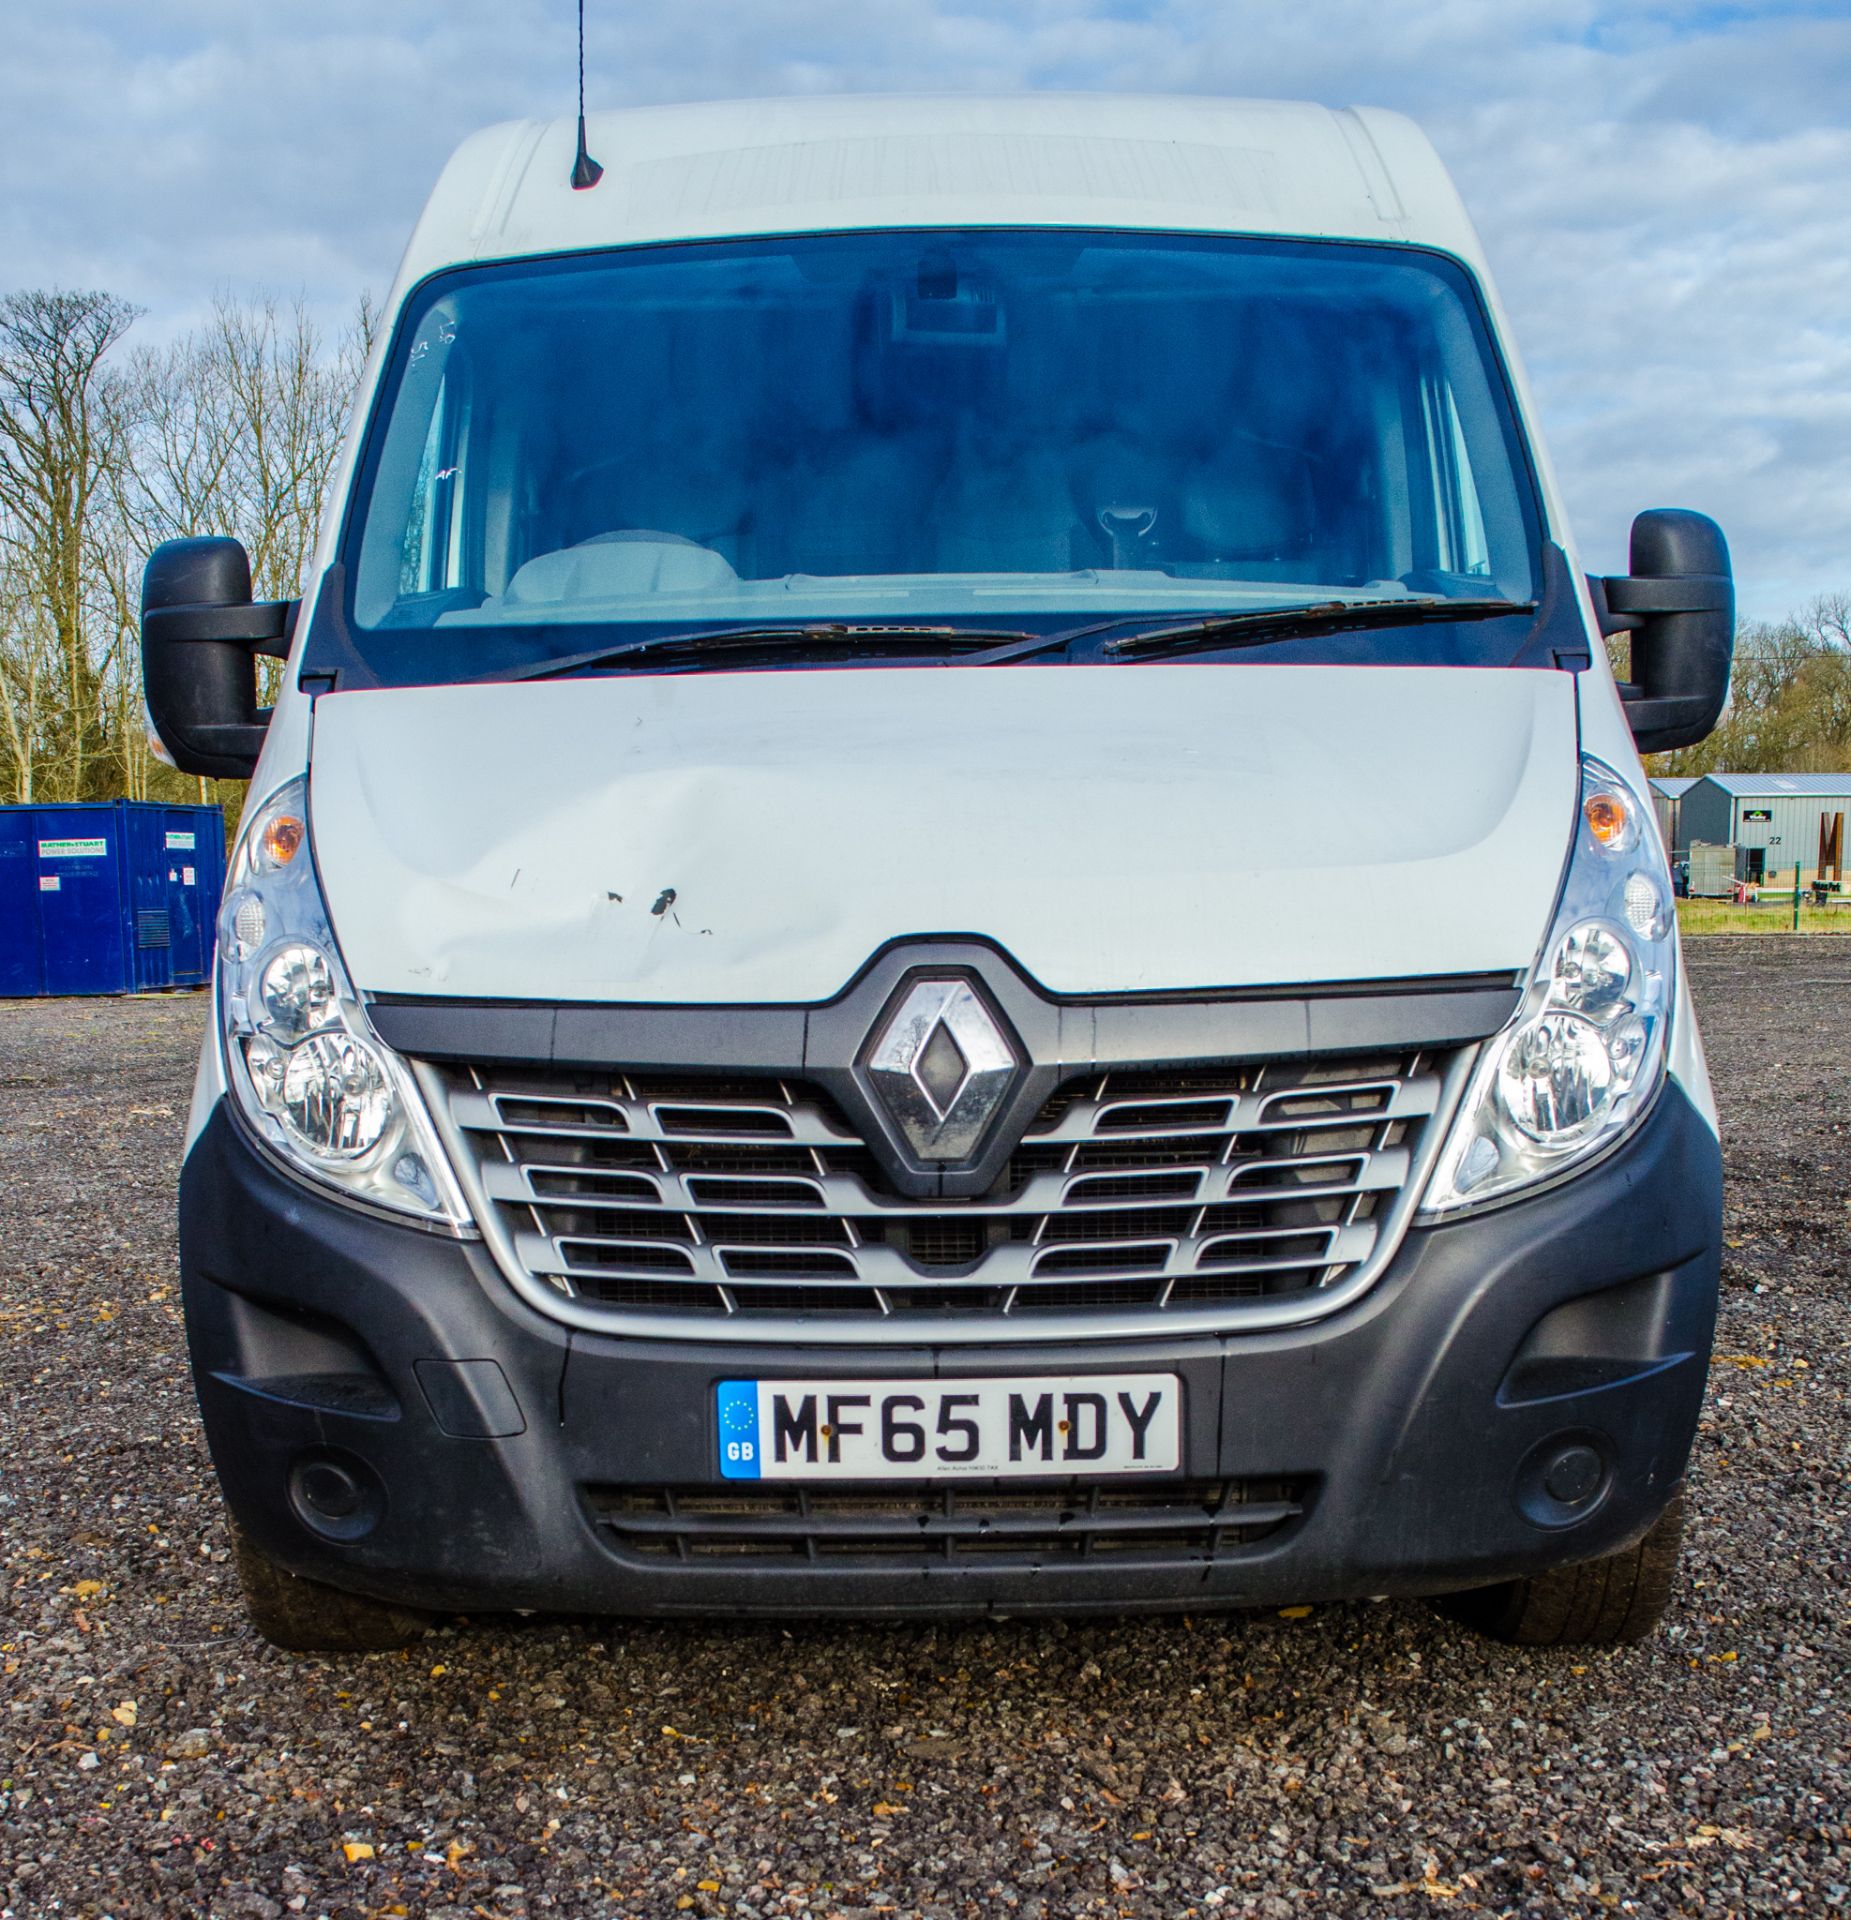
[342,230,1540,665]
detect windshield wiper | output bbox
[476,622,1041,684]
[472,598,1534,682]
[1095,596,1536,660]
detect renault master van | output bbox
[142,96,1734,1652]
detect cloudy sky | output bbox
[3,0,1847,618]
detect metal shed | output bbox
[0,800,225,997]
[1649,776,1700,856]
[1680,774,1851,885]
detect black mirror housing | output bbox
[1590,510,1734,755]
[141,537,298,779]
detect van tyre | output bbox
[230,1521,436,1653]
[1432,1490,1686,1647]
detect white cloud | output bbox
[1,0,1845,615]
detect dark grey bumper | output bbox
[178,1078,1721,1618]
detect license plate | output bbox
[715,1374,1181,1481]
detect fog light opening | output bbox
[1542,1443,1605,1506]
[1515,1432,1613,1530]
[288,1449,386,1543]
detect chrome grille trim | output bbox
[423,1043,1474,1344]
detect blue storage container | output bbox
[0,800,226,997]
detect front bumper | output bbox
[179,1080,1721,1618]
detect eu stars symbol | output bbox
[716,1381,761,1480]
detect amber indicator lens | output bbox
[261,813,306,867]
[1583,792,1628,846]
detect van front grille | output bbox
[587,1479,1311,1565]
[438,1050,1444,1326]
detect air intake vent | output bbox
[588,1479,1311,1566]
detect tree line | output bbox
[1641,596,1851,779]
[0,288,369,811]
[1,284,1846,810]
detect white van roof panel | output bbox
[400,96,1487,284]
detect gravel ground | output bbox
[1,939,1846,1919]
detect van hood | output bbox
[306,663,1576,1004]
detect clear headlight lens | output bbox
[258,943,339,1037]
[217,780,471,1229]
[1551,921,1630,1015]
[277,1030,394,1157]
[1421,757,1676,1213]
[1497,1010,1618,1141]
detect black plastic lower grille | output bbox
[587,1479,1310,1566]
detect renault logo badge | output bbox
[865,977,1020,1162]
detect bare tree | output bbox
[1650,596,1851,777]
[109,294,369,759]
[1,286,371,811]
[116,294,362,592]
[0,550,59,800]
[0,290,139,800]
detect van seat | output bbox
[501,532,738,607]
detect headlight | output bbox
[1421,756,1675,1213]
[217,780,472,1230]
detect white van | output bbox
[142,96,1733,1652]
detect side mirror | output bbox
[1587,510,1733,755]
[141,537,297,779]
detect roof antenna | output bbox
[570,0,603,189]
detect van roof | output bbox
[398,94,1488,287]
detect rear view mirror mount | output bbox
[141,537,298,780]
[1587,509,1733,755]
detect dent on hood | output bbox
[308,663,1576,1002]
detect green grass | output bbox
[1676,899,1851,934]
